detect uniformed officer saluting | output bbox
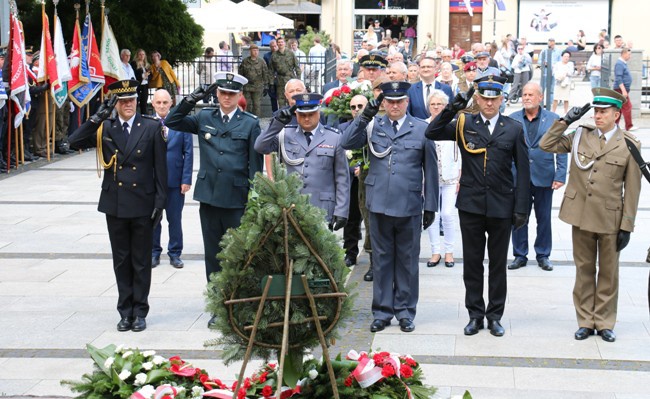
[69,79,168,333]
[426,76,530,338]
[539,88,642,343]
[255,93,350,229]
[165,72,263,328]
[342,81,439,334]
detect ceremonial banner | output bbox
[100,15,125,90]
[9,14,31,127]
[84,13,105,97]
[53,14,72,108]
[37,9,61,105]
[68,16,92,107]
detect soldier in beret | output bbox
[165,72,263,328]
[539,88,642,343]
[69,79,168,333]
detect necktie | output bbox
[426,84,431,100]
[305,131,312,145]
[122,122,129,137]
[600,134,606,149]
[485,119,491,134]
[392,120,399,134]
[222,114,229,124]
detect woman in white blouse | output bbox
[552,50,574,114]
[587,44,604,88]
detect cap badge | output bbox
[391,82,399,89]
[121,81,129,88]
[226,73,234,81]
[370,55,375,61]
[302,94,310,102]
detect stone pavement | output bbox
[1,81,649,398]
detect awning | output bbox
[188,0,294,33]
[265,0,322,15]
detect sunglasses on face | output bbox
[350,104,364,110]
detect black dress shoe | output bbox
[151,257,160,268]
[464,318,484,335]
[117,317,133,332]
[508,257,527,270]
[487,319,505,337]
[345,255,356,267]
[598,329,616,342]
[574,327,595,340]
[370,319,390,332]
[399,318,415,332]
[427,255,441,267]
[208,315,218,328]
[445,261,455,268]
[538,258,553,271]
[363,267,373,281]
[132,317,146,332]
[170,256,184,269]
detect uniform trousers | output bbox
[369,212,421,321]
[199,202,245,282]
[106,214,153,319]
[342,175,362,260]
[511,185,553,261]
[358,168,372,255]
[571,226,619,330]
[459,210,510,321]
[153,187,185,259]
[243,90,263,117]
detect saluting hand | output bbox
[360,93,383,123]
[449,86,474,114]
[90,96,118,124]
[276,104,298,125]
[561,103,591,126]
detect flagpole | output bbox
[84,0,90,123]
[100,0,105,102]
[41,0,51,161]
[6,1,17,173]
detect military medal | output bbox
[467,142,475,150]
[205,133,211,140]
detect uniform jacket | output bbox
[269,50,300,79]
[426,110,530,218]
[341,114,438,217]
[406,81,453,119]
[539,120,641,234]
[254,119,350,222]
[508,107,567,187]
[68,114,167,218]
[239,56,272,92]
[164,125,194,188]
[165,100,263,209]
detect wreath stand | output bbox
[224,205,347,399]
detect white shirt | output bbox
[421,80,435,103]
[308,43,326,64]
[598,125,617,144]
[220,108,237,123]
[118,114,136,134]
[122,62,136,80]
[480,113,499,135]
[389,114,407,132]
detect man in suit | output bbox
[255,93,350,228]
[508,82,566,272]
[150,89,193,269]
[539,88,642,343]
[165,72,263,328]
[407,56,453,119]
[322,59,353,95]
[342,81,438,333]
[426,76,530,337]
[68,80,167,332]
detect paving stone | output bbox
[455,335,602,359]
[419,364,515,389]
[373,333,455,356]
[513,367,649,394]
[449,387,616,399]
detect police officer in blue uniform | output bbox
[69,80,168,333]
[426,76,530,337]
[342,81,439,333]
[165,72,263,328]
[255,93,350,228]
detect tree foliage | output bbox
[298,26,330,55]
[15,0,203,64]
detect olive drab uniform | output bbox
[269,50,301,108]
[239,54,271,117]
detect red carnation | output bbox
[400,364,414,378]
[238,388,247,399]
[259,372,268,383]
[243,377,251,389]
[381,364,395,378]
[341,85,351,94]
[332,89,342,97]
[401,356,417,367]
[261,385,273,397]
[344,376,354,387]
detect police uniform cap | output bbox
[108,79,139,99]
[249,44,259,50]
[475,51,490,59]
[292,93,323,113]
[379,81,411,100]
[460,54,474,64]
[592,87,626,109]
[464,62,478,72]
[32,51,40,61]
[474,75,507,98]
[215,72,248,93]
[359,54,388,69]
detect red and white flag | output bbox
[9,14,31,127]
[37,8,60,106]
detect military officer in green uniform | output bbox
[239,44,271,117]
[165,72,264,328]
[269,37,301,108]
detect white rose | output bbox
[152,355,166,365]
[138,385,155,398]
[191,386,205,397]
[122,350,134,359]
[346,150,353,160]
[308,369,318,380]
[142,350,156,358]
[141,362,153,371]
[134,373,147,386]
[114,344,124,354]
[104,357,115,368]
[118,369,131,381]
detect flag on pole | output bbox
[464,0,474,16]
[100,15,125,90]
[9,14,31,128]
[37,9,61,106]
[53,14,72,108]
[68,15,92,107]
[495,0,506,11]
[84,13,105,97]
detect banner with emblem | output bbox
[53,13,72,108]
[83,12,105,99]
[9,13,31,128]
[68,14,92,107]
[36,8,61,106]
[100,15,124,90]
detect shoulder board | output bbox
[241,111,258,119]
[202,107,218,111]
[624,131,640,142]
[140,114,158,121]
[323,125,339,133]
[578,123,596,131]
[284,124,298,130]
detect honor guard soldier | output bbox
[69,79,168,333]
[342,81,439,334]
[426,76,530,338]
[539,88,642,343]
[255,93,350,229]
[165,72,264,328]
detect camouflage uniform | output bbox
[269,50,301,107]
[239,55,271,117]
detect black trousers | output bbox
[343,175,362,259]
[459,210,511,321]
[199,203,245,283]
[106,214,153,319]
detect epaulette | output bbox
[323,125,339,133]
[241,111,258,119]
[578,123,596,131]
[285,124,298,130]
[624,130,640,142]
[140,114,158,120]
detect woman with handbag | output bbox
[552,51,574,114]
